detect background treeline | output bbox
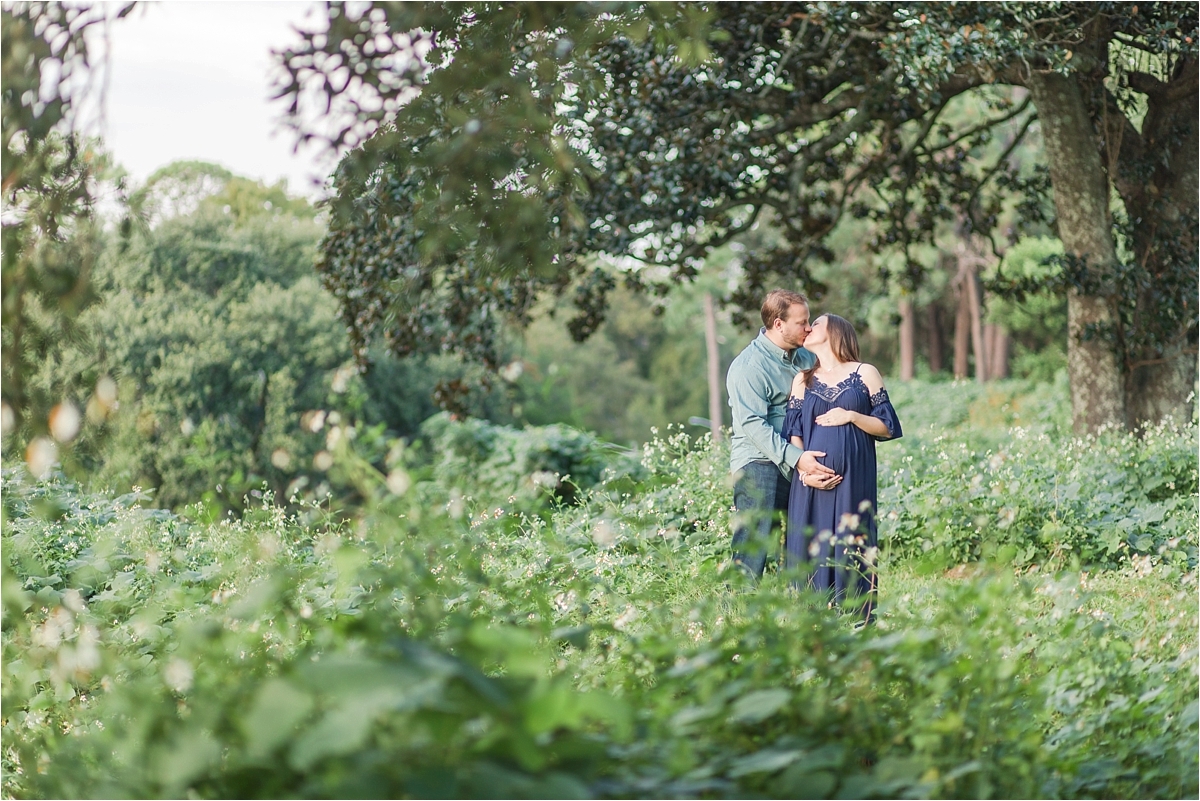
[24,157,1067,515]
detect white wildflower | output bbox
[164,658,193,693]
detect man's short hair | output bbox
[761,289,809,328]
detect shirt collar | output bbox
[756,327,796,364]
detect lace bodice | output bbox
[787,370,890,409]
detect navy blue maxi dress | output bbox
[783,366,902,620]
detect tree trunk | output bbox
[965,264,987,384]
[984,321,993,381]
[1127,356,1196,426]
[1028,69,1126,433]
[1111,57,1200,427]
[983,322,995,382]
[989,324,1010,380]
[898,296,915,381]
[703,292,723,442]
[954,277,970,380]
[927,303,944,375]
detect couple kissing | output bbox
[725,289,903,623]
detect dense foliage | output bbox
[3,6,1196,800]
[279,2,1196,430]
[19,163,576,513]
[879,379,1198,568]
[1,2,132,429]
[4,381,1196,799]
[14,169,757,508]
[21,175,343,510]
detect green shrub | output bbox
[877,407,1198,569]
[563,379,1196,573]
[414,413,629,508]
[3,388,1196,800]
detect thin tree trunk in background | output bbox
[954,277,970,380]
[965,264,987,383]
[983,322,996,382]
[1028,68,1126,433]
[927,303,944,375]
[990,325,1011,380]
[982,321,1011,382]
[703,292,723,442]
[898,297,915,381]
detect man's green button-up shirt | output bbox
[726,328,817,477]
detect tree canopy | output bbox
[279,1,1197,433]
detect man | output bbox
[726,289,839,581]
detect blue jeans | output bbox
[731,460,790,580]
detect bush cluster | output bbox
[3,379,1196,799]
[878,379,1197,570]
[415,412,624,507]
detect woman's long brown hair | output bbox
[802,314,861,387]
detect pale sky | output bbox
[99,1,331,198]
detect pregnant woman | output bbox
[783,314,902,623]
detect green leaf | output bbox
[240,678,313,759]
[288,693,391,770]
[156,728,221,792]
[550,624,591,650]
[229,576,278,620]
[728,747,803,777]
[1101,528,1125,555]
[1138,503,1167,524]
[333,547,368,593]
[524,680,576,735]
[728,688,791,724]
[296,656,434,702]
[774,765,838,799]
[468,623,546,677]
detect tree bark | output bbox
[898,296,915,381]
[954,276,970,380]
[1111,57,1199,427]
[983,322,995,382]
[965,263,987,384]
[988,323,1010,380]
[1028,69,1126,433]
[703,292,723,442]
[927,303,944,375]
[1127,354,1196,426]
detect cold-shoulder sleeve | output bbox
[868,388,902,441]
[782,395,805,441]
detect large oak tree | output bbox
[278,1,1197,434]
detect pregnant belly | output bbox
[805,426,850,475]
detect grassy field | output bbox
[2,378,1196,798]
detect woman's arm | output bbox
[787,374,807,451]
[814,407,891,437]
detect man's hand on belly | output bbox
[797,450,841,489]
[798,450,837,477]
